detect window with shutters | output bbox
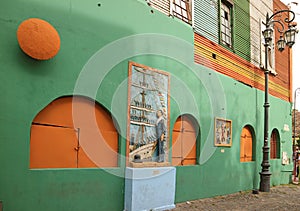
[147,0,192,25]
[146,0,171,16]
[220,0,233,48]
[171,115,199,166]
[270,129,280,159]
[240,125,254,162]
[171,0,192,24]
[30,96,119,168]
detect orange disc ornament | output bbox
[17,18,60,60]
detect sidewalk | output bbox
[174,184,300,211]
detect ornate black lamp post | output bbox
[260,9,297,192]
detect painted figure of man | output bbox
[156,110,166,162]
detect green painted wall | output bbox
[0,0,292,210]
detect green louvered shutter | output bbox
[233,1,251,61]
[194,0,219,43]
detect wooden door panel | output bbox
[244,156,253,162]
[182,132,196,159]
[240,137,245,161]
[30,125,77,168]
[172,157,182,166]
[172,115,197,166]
[172,132,182,166]
[78,130,118,167]
[182,116,196,133]
[240,127,253,162]
[244,137,252,160]
[172,131,181,157]
[270,139,277,159]
[173,116,183,131]
[182,158,196,165]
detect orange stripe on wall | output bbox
[194,33,291,102]
[195,40,289,96]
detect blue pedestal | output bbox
[124,166,176,211]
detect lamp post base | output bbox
[259,171,272,192]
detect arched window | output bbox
[240,125,254,162]
[171,115,199,166]
[270,129,280,159]
[30,96,119,168]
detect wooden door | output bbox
[172,115,197,166]
[240,126,253,162]
[270,130,278,159]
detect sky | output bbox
[281,0,300,110]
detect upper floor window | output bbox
[146,0,171,16]
[171,0,192,24]
[220,0,233,48]
[147,0,192,25]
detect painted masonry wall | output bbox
[0,0,293,210]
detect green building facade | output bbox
[0,0,293,210]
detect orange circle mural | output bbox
[17,18,60,60]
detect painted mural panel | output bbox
[127,62,170,163]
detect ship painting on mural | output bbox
[128,63,169,162]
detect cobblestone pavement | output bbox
[174,184,300,211]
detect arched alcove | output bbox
[240,125,255,162]
[270,128,280,159]
[171,114,199,166]
[30,96,119,168]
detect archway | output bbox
[171,115,199,166]
[30,96,118,168]
[240,125,255,162]
[270,129,280,159]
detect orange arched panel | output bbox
[172,115,198,166]
[30,96,118,168]
[240,126,253,162]
[33,97,75,128]
[30,125,77,168]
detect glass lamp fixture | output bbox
[285,25,297,48]
[276,35,286,52]
[263,26,273,45]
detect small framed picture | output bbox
[214,117,232,147]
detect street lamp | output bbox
[260,10,297,192]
